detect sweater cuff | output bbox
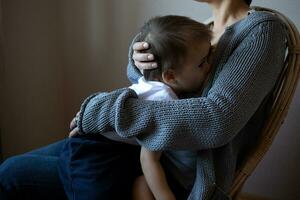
[77,92,102,134]
[112,88,139,135]
[77,88,138,135]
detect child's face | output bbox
[173,41,211,94]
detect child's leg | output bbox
[132,175,154,200]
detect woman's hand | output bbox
[69,127,79,138]
[69,112,79,130]
[69,112,80,137]
[132,42,158,72]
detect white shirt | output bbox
[129,77,178,101]
[102,77,177,144]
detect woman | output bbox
[0,0,286,199]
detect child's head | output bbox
[138,15,212,95]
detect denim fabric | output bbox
[58,135,142,200]
[0,136,189,200]
[0,139,68,200]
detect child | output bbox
[129,15,212,200]
[58,15,212,200]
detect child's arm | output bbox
[132,175,155,200]
[140,147,176,200]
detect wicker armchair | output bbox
[229,6,300,199]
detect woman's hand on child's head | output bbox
[132,42,158,73]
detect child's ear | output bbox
[162,70,177,85]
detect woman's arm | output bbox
[77,19,286,151]
[140,148,176,200]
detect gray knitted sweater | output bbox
[77,11,286,200]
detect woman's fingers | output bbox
[133,50,157,70]
[132,42,149,51]
[133,50,154,62]
[70,112,80,130]
[134,61,157,70]
[70,117,76,130]
[132,41,158,70]
[69,127,79,138]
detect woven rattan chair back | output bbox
[229,6,300,199]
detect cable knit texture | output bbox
[77,11,287,200]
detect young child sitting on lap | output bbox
[58,15,212,200]
[131,15,212,200]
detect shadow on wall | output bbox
[1,0,141,158]
[59,0,142,124]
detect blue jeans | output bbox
[0,139,68,200]
[58,135,142,200]
[0,137,142,200]
[58,135,189,200]
[0,137,189,200]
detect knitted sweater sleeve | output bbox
[77,20,286,151]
